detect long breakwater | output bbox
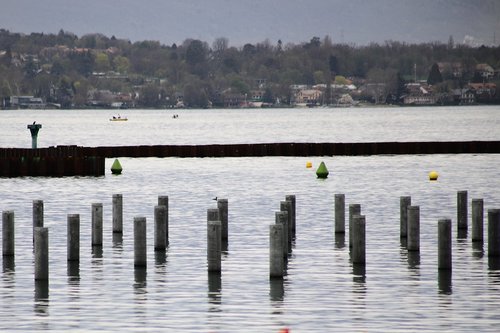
[1,140,499,177]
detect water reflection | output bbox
[112,233,123,250]
[154,250,167,267]
[2,255,15,273]
[472,242,484,259]
[34,280,49,317]
[488,256,500,273]
[270,277,285,315]
[67,260,80,284]
[134,267,147,292]
[438,270,452,295]
[407,251,420,270]
[352,263,366,287]
[457,228,467,240]
[208,272,222,307]
[335,233,345,249]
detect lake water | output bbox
[1,106,500,332]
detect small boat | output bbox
[110,114,128,121]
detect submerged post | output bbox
[400,196,411,238]
[285,195,296,236]
[407,206,420,252]
[488,209,500,257]
[33,200,44,243]
[67,214,80,261]
[34,227,49,280]
[352,214,366,264]
[270,224,284,278]
[275,211,289,257]
[134,217,147,267]
[217,198,229,241]
[457,190,468,230]
[154,205,167,251]
[27,123,42,149]
[91,203,103,246]
[471,199,484,242]
[2,210,15,257]
[349,204,361,249]
[334,194,345,233]
[112,194,123,233]
[158,196,169,245]
[438,219,452,270]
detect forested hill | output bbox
[0,29,499,108]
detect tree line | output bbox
[0,29,499,108]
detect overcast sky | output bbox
[1,0,499,46]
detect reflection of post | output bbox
[27,123,42,149]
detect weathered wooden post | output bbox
[334,194,345,234]
[2,210,15,257]
[488,209,500,257]
[270,224,284,278]
[285,195,296,236]
[112,194,123,233]
[457,190,468,231]
[400,196,411,238]
[352,214,366,264]
[67,214,80,261]
[407,206,420,251]
[349,204,361,249]
[438,219,452,270]
[154,205,167,251]
[134,217,147,267]
[91,203,103,246]
[217,198,229,241]
[35,227,49,280]
[275,211,289,257]
[471,198,484,242]
[207,220,222,273]
[158,196,169,245]
[33,200,44,242]
[280,201,293,246]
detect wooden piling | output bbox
[217,198,229,241]
[67,214,80,261]
[438,219,452,270]
[158,196,169,245]
[2,210,15,257]
[33,200,43,242]
[407,206,420,252]
[471,199,484,242]
[134,217,147,267]
[35,227,49,280]
[285,195,296,236]
[154,205,167,251]
[457,190,468,230]
[352,215,366,264]
[349,204,361,249]
[91,203,103,246]
[488,209,500,257]
[334,194,345,233]
[400,196,411,238]
[112,194,123,233]
[270,224,284,278]
[207,220,222,273]
[275,211,289,257]
[280,201,293,247]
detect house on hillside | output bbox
[3,96,46,109]
[475,63,495,80]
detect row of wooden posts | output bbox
[2,191,500,281]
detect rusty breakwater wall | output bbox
[1,141,499,177]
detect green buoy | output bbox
[111,158,123,175]
[316,161,329,179]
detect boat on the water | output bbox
[110,114,128,121]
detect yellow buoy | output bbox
[306,161,312,168]
[429,171,438,181]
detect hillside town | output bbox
[1,29,499,109]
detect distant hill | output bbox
[1,0,499,46]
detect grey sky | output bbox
[1,0,499,46]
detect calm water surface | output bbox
[1,106,500,332]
